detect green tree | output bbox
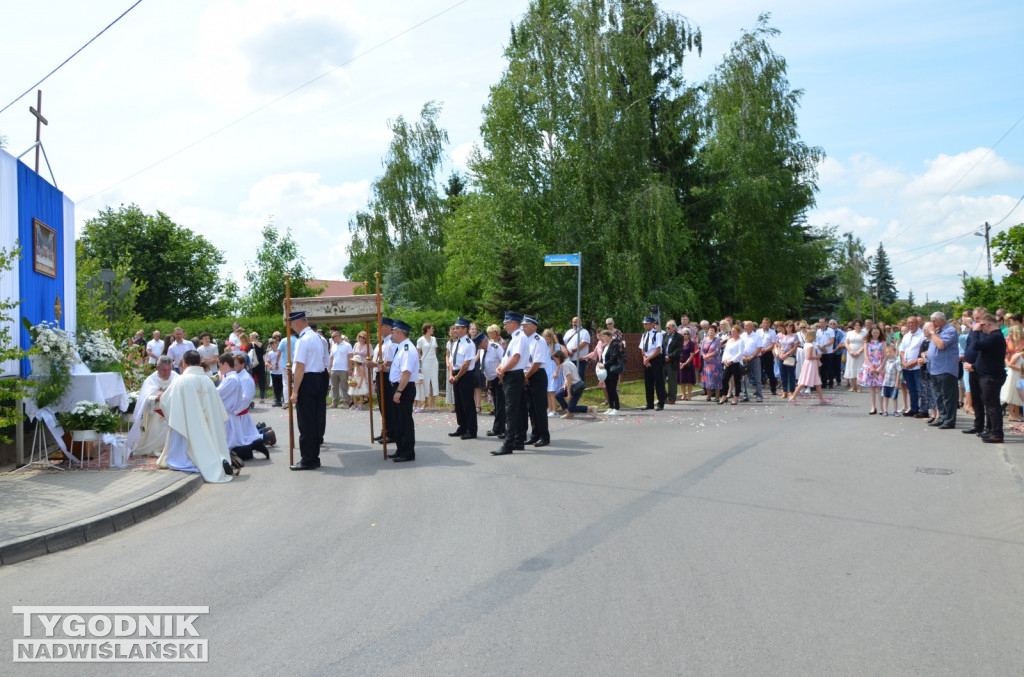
[455,0,704,326]
[699,14,824,317]
[868,242,898,306]
[836,232,869,319]
[75,241,146,343]
[240,222,321,316]
[346,101,449,306]
[906,289,915,312]
[0,245,33,443]
[78,204,225,321]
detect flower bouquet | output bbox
[24,319,79,408]
[56,400,121,434]
[78,329,123,372]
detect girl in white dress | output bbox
[348,354,369,408]
[416,323,439,412]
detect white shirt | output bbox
[292,327,326,373]
[228,332,240,346]
[266,349,282,375]
[451,335,476,371]
[166,339,192,367]
[722,337,744,363]
[526,332,547,367]
[564,327,591,360]
[501,328,530,372]
[899,328,925,370]
[640,329,663,357]
[146,338,165,364]
[330,340,352,371]
[756,327,777,350]
[740,332,760,359]
[815,327,834,354]
[390,338,421,383]
[482,341,502,380]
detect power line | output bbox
[76,0,475,204]
[890,230,976,266]
[990,190,1024,228]
[889,228,975,262]
[883,112,1024,245]
[0,0,145,117]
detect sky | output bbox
[0,0,1021,308]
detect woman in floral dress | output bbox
[857,325,886,414]
[700,326,722,401]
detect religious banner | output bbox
[0,148,76,377]
[284,294,378,324]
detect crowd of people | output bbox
[127,304,1019,479]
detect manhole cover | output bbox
[916,467,955,475]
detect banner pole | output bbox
[375,271,387,460]
[285,274,294,467]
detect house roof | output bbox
[308,279,361,297]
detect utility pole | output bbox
[976,221,992,281]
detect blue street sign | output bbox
[544,254,580,267]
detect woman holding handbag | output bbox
[775,322,800,398]
[596,329,624,415]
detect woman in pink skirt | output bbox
[790,328,826,405]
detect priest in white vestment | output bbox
[158,350,233,482]
[126,356,176,457]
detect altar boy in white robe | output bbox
[219,354,270,460]
[126,356,176,457]
[158,350,234,482]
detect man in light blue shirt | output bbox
[926,312,959,429]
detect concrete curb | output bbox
[0,473,203,567]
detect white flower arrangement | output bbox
[77,329,122,367]
[30,320,79,366]
[57,400,121,433]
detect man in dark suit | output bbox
[962,307,988,437]
[663,320,683,404]
[964,311,1006,443]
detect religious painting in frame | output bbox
[33,219,57,278]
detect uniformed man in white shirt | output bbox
[288,311,328,470]
[447,317,478,439]
[389,320,420,462]
[641,316,666,410]
[493,311,529,455]
[522,315,550,447]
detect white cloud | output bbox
[905,148,1024,197]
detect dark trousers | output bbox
[932,372,958,426]
[526,368,549,442]
[724,362,744,398]
[296,377,323,463]
[665,361,680,402]
[903,368,921,413]
[489,377,505,434]
[392,383,416,457]
[644,356,667,407]
[830,352,843,385]
[556,384,587,413]
[502,370,526,449]
[271,373,283,405]
[979,374,1005,437]
[318,370,328,444]
[378,375,396,439]
[969,370,987,432]
[606,371,621,410]
[780,362,796,393]
[453,372,477,435]
[253,366,266,400]
[761,353,778,394]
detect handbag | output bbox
[783,356,796,367]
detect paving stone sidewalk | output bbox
[0,468,201,566]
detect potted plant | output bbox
[57,400,121,461]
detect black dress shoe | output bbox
[290,461,320,470]
[982,434,1004,443]
[533,439,549,448]
[392,455,415,462]
[655,405,664,411]
[448,430,465,437]
[927,420,940,426]
[385,437,395,444]
[373,435,383,443]
[387,453,399,459]
[222,459,234,476]
[962,427,980,434]
[486,430,501,437]
[460,433,477,440]
[491,448,513,456]
[644,406,654,410]
[938,423,955,430]
[513,443,525,451]
[915,412,930,419]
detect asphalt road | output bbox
[3,392,1024,676]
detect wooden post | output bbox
[285,275,294,466]
[375,271,387,460]
[364,280,375,444]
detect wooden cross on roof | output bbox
[29,89,47,174]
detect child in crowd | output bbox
[880,344,903,416]
[790,328,826,405]
[348,354,369,410]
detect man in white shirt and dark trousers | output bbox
[389,320,420,462]
[815,318,835,388]
[899,315,926,417]
[564,316,591,380]
[493,311,529,455]
[369,317,396,444]
[522,315,550,447]
[288,311,329,470]
[447,317,478,440]
[641,316,666,410]
[757,318,778,396]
